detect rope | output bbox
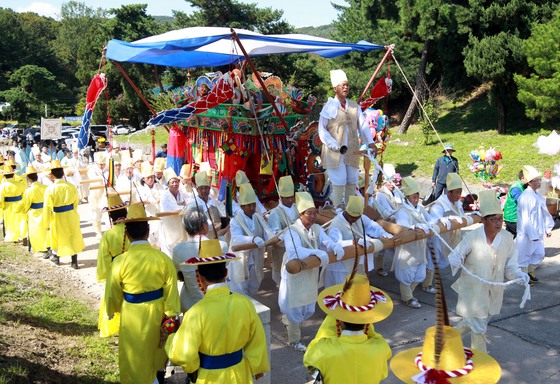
[390,53,473,198]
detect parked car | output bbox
[112,124,136,135]
[90,125,109,139]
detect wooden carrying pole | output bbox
[284,215,481,274]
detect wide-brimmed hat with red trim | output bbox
[183,239,239,265]
[102,193,129,213]
[318,274,393,324]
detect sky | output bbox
[2,0,342,28]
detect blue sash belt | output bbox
[199,349,243,370]
[53,204,73,213]
[5,195,22,202]
[123,288,163,303]
[30,202,44,209]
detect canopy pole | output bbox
[110,59,158,116]
[230,28,290,131]
[357,44,394,104]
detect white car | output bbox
[112,125,136,135]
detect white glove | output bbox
[416,223,431,234]
[314,250,329,265]
[448,215,464,224]
[440,217,452,230]
[329,143,341,151]
[357,238,367,247]
[469,211,481,217]
[383,232,393,239]
[334,245,345,261]
[253,236,265,248]
[516,272,530,286]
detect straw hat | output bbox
[235,170,250,185]
[401,176,419,196]
[179,164,191,179]
[115,202,159,223]
[140,162,154,178]
[318,274,393,324]
[183,239,239,265]
[441,144,455,153]
[163,167,179,182]
[522,165,541,183]
[2,164,14,175]
[102,193,128,212]
[0,154,5,164]
[154,157,166,173]
[346,195,364,217]
[296,191,315,213]
[446,173,462,191]
[479,189,502,217]
[94,151,107,165]
[330,69,348,87]
[390,326,501,383]
[195,171,210,187]
[23,165,39,176]
[49,159,68,171]
[238,183,256,205]
[278,175,294,197]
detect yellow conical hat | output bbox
[115,202,159,223]
[522,165,541,183]
[238,183,256,205]
[163,167,179,182]
[390,326,501,383]
[318,274,393,324]
[346,195,364,217]
[401,176,419,196]
[93,151,107,164]
[180,164,191,179]
[184,239,239,265]
[479,189,502,217]
[235,170,250,185]
[140,162,154,178]
[278,175,294,197]
[154,157,166,173]
[296,191,315,213]
[446,173,462,191]
[195,171,210,187]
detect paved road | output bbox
[69,202,560,383]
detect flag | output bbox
[78,74,107,149]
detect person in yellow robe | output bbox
[304,274,393,384]
[42,160,85,269]
[166,239,270,384]
[105,202,180,384]
[96,192,130,338]
[20,166,48,255]
[0,164,26,242]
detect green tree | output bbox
[515,7,560,123]
[458,0,558,134]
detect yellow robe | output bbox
[43,179,85,257]
[0,177,26,242]
[21,182,48,252]
[304,319,392,384]
[96,222,130,337]
[166,284,270,383]
[105,242,180,384]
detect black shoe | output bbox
[50,255,60,265]
[528,272,539,283]
[71,255,79,269]
[43,251,52,259]
[22,237,28,247]
[156,370,165,384]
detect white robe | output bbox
[427,194,464,270]
[267,202,298,284]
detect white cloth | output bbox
[451,226,525,318]
[318,97,372,150]
[427,194,465,269]
[516,187,554,268]
[278,219,334,323]
[137,182,164,246]
[268,202,299,285]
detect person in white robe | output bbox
[159,169,188,257]
[267,175,298,285]
[187,171,228,240]
[450,190,529,352]
[228,183,273,296]
[137,161,163,247]
[278,192,343,352]
[87,151,109,238]
[231,170,267,216]
[393,176,436,309]
[516,165,554,283]
[326,195,392,288]
[426,172,465,293]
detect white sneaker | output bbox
[289,341,307,352]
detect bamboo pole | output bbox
[284,215,481,274]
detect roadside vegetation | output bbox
[0,243,118,384]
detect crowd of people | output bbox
[0,69,551,384]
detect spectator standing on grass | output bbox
[431,144,459,199]
[105,202,180,384]
[503,170,526,238]
[156,143,168,158]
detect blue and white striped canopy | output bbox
[106,26,384,67]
